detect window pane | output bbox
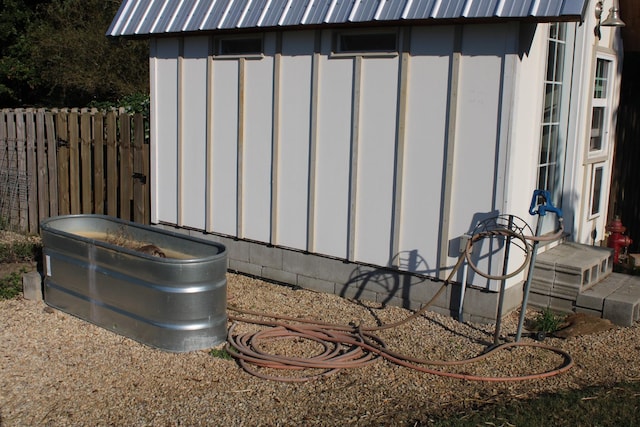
[551,84,562,122]
[554,43,565,82]
[590,107,605,151]
[337,33,396,53]
[594,59,609,98]
[546,42,556,81]
[537,23,567,208]
[549,23,558,40]
[591,166,604,215]
[543,83,554,122]
[538,165,548,190]
[219,38,262,55]
[540,126,551,164]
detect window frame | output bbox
[536,22,573,210]
[331,30,399,58]
[213,35,264,59]
[587,57,613,160]
[588,162,606,219]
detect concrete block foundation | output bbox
[155,225,524,324]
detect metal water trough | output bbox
[41,215,227,352]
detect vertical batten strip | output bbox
[237,57,246,238]
[270,33,283,244]
[347,55,362,261]
[306,30,321,253]
[391,27,411,267]
[149,39,159,223]
[438,25,462,278]
[177,38,185,226]
[206,36,215,232]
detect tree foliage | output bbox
[0,0,148,107]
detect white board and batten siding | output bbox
[150,24,522,286]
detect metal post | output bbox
[494,215,513,345]
[515,215,544,342]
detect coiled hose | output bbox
[226,218,573,382]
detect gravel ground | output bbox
[1,272,640,426]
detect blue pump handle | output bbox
[529,189,563,217]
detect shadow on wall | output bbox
[339,249,442,312]
[337,204,569,315]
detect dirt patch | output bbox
[0,261,37,278]
[554,312,616,338]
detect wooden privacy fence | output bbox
[0,108,150,234]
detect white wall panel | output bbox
[242,36,275,242]
[151,38,180,224]
[314,38,353,258]
[450,25,507,285]
[353,56,399,266]
[399,27,454,274]
[180,37,208,229]
[211,60,239,235]
[277,32,314,249]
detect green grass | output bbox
[0,268,28,300]
[425,381,640,426]
[209,347,234,360]
[530,307,564,334]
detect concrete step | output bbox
[529,272,640,327]
[575,273,640,327]
[526,242,640,327]
[532,242,614,298]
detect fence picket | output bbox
[93,110,105,215]
[68,109,80,214]
[0,111,8,226]
[106,111,118,217]
[26,111,38,232]
[45,112,59,217]
[56,110,70,215]
[36,110,49,224]
[133,114,146,224]
[120,112,132,221]
[80,110,92,213]
[15,110,28,230]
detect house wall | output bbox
[149,22,548,321]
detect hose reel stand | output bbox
[457,190,564,343]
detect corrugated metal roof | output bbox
[107,0,589,37]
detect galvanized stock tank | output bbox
[41,215,227,352]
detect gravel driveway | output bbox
[1,272,639,426]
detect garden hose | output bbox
[226,213,572,382]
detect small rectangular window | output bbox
[593,59,609,98]
[590,165,604,216]
[589,107,605,151]
[335,32,397,54]
[218,37,262,56]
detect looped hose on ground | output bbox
[226,216,572,382]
